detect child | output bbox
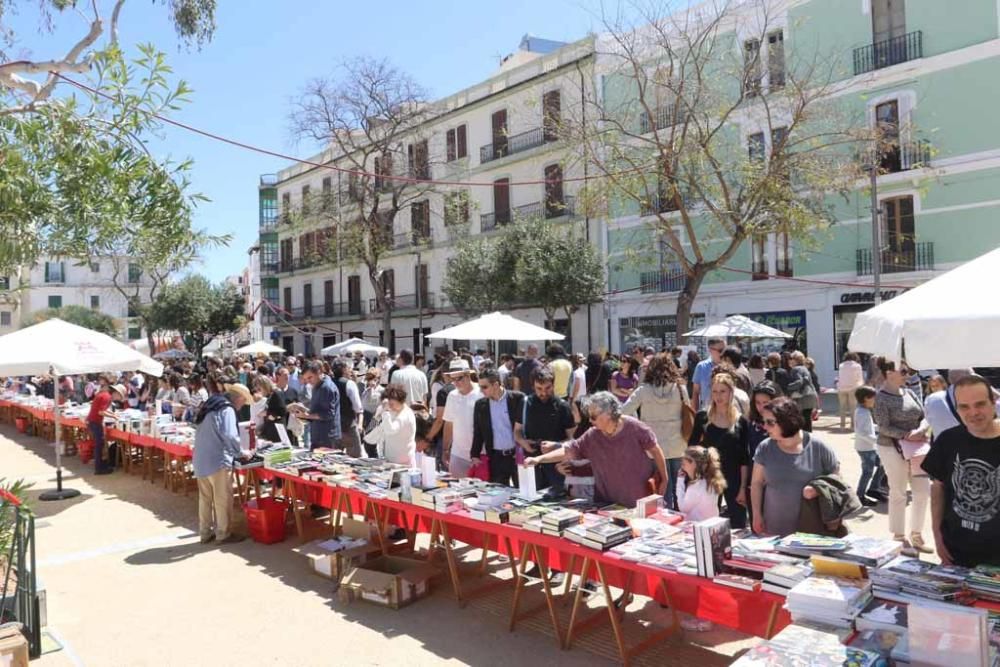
[676,445,726,521]
[854,386,882,506]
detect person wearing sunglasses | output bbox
[441,359,482,478]
[750,396,840,536]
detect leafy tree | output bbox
[441,235,518,317]
[564,0,874,338]
[22,305,118,337]
[148,275,244,359]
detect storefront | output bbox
[832,289,902,368]
[618,313,705,353]
[729,310,807,357]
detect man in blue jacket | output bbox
[194,383,251,544]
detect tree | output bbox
[565,0,872,338]
[22,305,118,337]
[0,2,219,275]
[441,235,518,317]
[148,275,244,359]
[288,56,438,347]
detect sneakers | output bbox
[910,533,934,554]
[859,497,878,507]
[894,534,918,558]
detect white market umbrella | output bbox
[320,337,388,357]
[0,318,163,501]
[848,245,1000,368]
[234,340,286,355]
[684,314,792,339]
[427,312,565,341]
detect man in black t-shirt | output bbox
[513,344,542,396]
[922,375,1000,567]
[514,367,575,493]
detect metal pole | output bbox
[870,143,882,306]
[39,365,80,501]
[416,249,423,354]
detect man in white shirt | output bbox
[378,351,393,386]
[390,349,428,406]
[442,358,482,478]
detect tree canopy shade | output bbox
[147,275,244,359]
[21,305,118,337]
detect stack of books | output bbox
[694,517,731,578]
[540,508,582,536]
[968,565,1000,602]
[564,517,633,551]
[761,562,813,597]
[776,533,849,558]
[713,573,761,592]
[872,555,973,605]
[732,623,882,666]
[785,575,873,629]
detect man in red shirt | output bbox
[88,383,124,475]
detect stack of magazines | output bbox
[564,517,632,551]
[785,575,873,629]
[731,623,882,666]
[871,555,974,605]
[968,565,1000,602]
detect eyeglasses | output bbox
[763,418,778,426]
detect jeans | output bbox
[664,457,683,510]
[856,450,880,498]
[88,421,110,473]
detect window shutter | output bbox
[61,262,65,282]
[446,129,456,162]
[457,125,467,158]
[44,263,49,282]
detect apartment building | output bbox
[259,35,602,357]
[603,0,1000,384]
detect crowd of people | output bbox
[9,336,998,568]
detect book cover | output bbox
[856,599,908,634]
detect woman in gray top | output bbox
[872,357,931,554]
[751,396,839,537]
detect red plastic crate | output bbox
[244,497,287,544]
[14,418,27,433]
[78,439,95,464]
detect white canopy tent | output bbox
[320,337,388,357]
[427,312,565,342]
[0,319,163,500]
[234,340,287,356]
[684,314,792,339]
[848,245,1000,368]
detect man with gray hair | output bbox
[525,391,668,507]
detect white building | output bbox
[260,35,605,357]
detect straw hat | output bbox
[110,384,127,398]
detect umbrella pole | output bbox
[39,367,81,502]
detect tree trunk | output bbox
[676,268,708,345]
[369,268,393,354]
[563,306,575,353]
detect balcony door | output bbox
[872,0,906,44]
[876,100,901,173]
[493,178,510,225]
[491,109,508,158]
[882,196,915,255]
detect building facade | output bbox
[603,0,1000,385]
[261,36,603,357]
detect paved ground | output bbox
[1,408,916,667]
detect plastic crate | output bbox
[78,439,95,464]
[244,497,287,544]
[14,418,27,433]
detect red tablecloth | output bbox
[258,468,790,638]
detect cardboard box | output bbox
[338,556,437,609]
[291,518,381,581]
[0,624,29,667]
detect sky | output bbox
[9,0,624,282]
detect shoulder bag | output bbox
[676,383,696,441]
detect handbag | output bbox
[898,437,930,461]
[677,384,695,441]
[467,455,490,482]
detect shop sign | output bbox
[839,290,899,304]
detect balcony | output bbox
[638,104,688,134]
[259,217,278,233]
[369,292,435,315]
[393,230,434,249]
[259,174,278,187]
[640,267,685,294]
[480,196,577,232]
[480,127,551,164]
[879,140,932,173]
[640,192,681,216]
[276,254,328,274]
[853,30,923,76]
[263,301,362,325]
[856,242,935,275]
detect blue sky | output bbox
[12,0,622,282]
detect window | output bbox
[544,164,565,218]
[0,277,8,291]
[446,125,468,162]
[768,31,785,88]
[748,132,766,162]
[279,238,293,271]
[89,261,100,273]
[127,300,138,318]
[324,280,334,317]
[282,336,294,355]
[281,192,291,224]
[543,90,561,142]
[374,153,393,191]
[407,140,429,180]
[301,185,311,216]
[882,196,915,254]
[283,286,293,313]
[90,295,100,309]
[348,275,362,315]
[872,0,906,44]
[44,261,65,283]
[411,200,430,239]
[414,264,429,307]
[444,191,470,226]
[0,312,10,328]
[876,100,901,173]
[127,263,141,284]
[744,38,761,97]
[303,283,312,317]
[347,172,362,202]
[491,109,508,158]
[493,178,511,225]
[776,228,793,276]
[380,269,395,304]
[48,295,62,309]
[299,232,316,261]
[321,177,332,211]
[752,235,769,279]
[128,326,141,341]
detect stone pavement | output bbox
[0,411,913,667]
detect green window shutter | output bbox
[44,263,49,282]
